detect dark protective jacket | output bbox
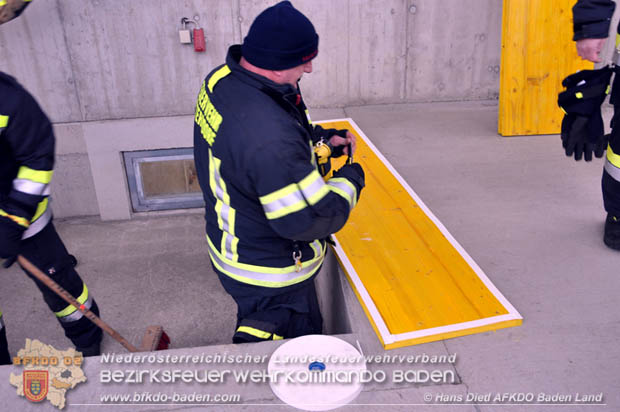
[573,1,620,210]
[193,45,360,288]
[0,72,54,239]
[573,0,617,40]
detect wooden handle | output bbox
[17,255,139,353]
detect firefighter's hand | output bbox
[0,218,24,268]
[329,131,356,156]
[333,163,365,201]
[576,38,606,63]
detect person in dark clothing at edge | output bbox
[0,0,102,364]
[573,0,620,249]
[193,1,365,343]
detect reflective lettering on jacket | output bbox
[194,66,229,146]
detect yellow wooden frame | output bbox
[498,0,593,136]
[317,119,522,349]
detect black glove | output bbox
[0,217,25,268]
[333,162,365,200]
[558,66,612,161]
[561,114,608,161]
[328,129,349,158]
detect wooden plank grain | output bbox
[499,0,593,136]
[319,120,521,348]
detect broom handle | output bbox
[17,255,140,353]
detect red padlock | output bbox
[193,28,205,52]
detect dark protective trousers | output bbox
[214,264,323,343]
[602,117,620,217]
[0,221,101,364]
[605,74,620,217]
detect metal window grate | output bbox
[123,148,204,212]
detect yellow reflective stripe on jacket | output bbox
[208,65,231,93]
[209,149,239,261]
[605,144,620,182]
[607,144,620,169]
[22,205,52,239]
[327,177,357,209]
[0,114,8,128]
[259,170,329,220]
[236,326,271,340]
[301,171,330,204]
[17,166,53,184]
[31,198,49,222]
[236,326,284,340]
[0,209,30,228]
[207,235,325,287]
[55,284,89,318]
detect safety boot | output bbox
[604,214,620,251]
[76,340,101,357]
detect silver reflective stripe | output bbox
[262,190,304,214]
[215,184,224,202]
[224,234,235,260]
[211,151,236,259]
[309,240,322,260]
[261,173,327,216]
[605,158,620,182]
[13,179,49,196]
[0,315,4,331]
[220,202,230,233]
[301,176,328,205]
[58,295,93,323]
[327,179,357,208]
[22,207,52,239]
[209,243,325,284]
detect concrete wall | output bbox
[0,0,503,218]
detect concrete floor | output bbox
[1,101,619,411]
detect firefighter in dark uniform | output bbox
[193,1,365,342]
[571,0,620,249]
[0,1,103,362]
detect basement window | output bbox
[123,149,204,212]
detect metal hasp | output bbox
[179,17,192,44]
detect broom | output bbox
[18,255,170,353]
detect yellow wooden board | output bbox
[317,119,522,349]
[499,0,593,136]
